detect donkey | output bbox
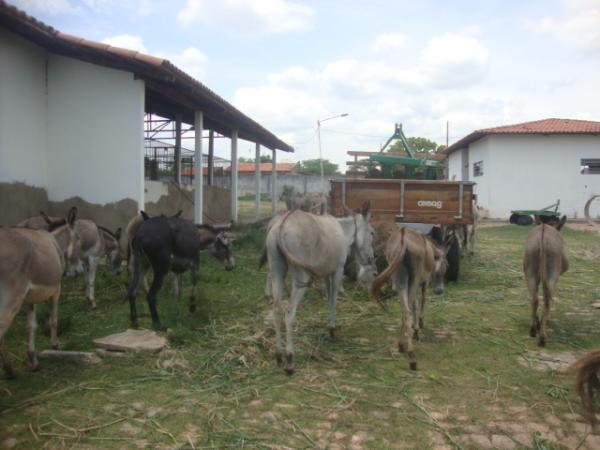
[282,191,328,215]
[18,214,124,309]
[127,213,234,329]
[370,226,448,370]
[573,349,600,427]
[265,202,375,374]
[0,207,83,377]
[523,215,568,347]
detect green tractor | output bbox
[352,123,444,180]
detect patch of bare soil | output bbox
[428,404,599,450]
[518,349,580,371]
[566,222,600,235]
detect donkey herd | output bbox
[1,193,600,426]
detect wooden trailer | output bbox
[330,179,476,281]
[330,179,475,224]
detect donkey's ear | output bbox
[361,200,372,218]
[556,215,567,231]
[534,215,542,225]
[67,207,78,228]
[140,211,150,221]
[114,227,122,241]
[40,210,52,225]
[173,210,183,218]
[342,205,353,217]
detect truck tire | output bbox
[445,236,460,282]
[517,215,533,226]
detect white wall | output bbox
[47,55,145,207]
[0,29,48,187]
[474,135,600,218]
[447,151,462,182]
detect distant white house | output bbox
[443,118,600,219]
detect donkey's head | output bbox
[104,227,124,274]
[44,207,84,277]
[430,243,448,295]
[352,201,377,287]
[212,230,235,271]
[536,214,567,231]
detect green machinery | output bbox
[364,123,443,180]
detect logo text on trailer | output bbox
[417,200,443,209]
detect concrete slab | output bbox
[38,350,101,364]
[93,329,167,353]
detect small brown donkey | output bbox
[523,216,569,347]
[0,207,83,377]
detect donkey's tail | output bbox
[539,225,550,304]
[573,349,600,427]
[275,210,319,278]
[370,227,407,308]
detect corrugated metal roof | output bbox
[443,118,600,156]
[0,0,294,152]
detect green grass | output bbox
[1,224,600,449]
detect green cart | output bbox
[509,200,560,225]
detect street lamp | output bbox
[317,113,349,193]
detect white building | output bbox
[443,118,600,219]
[0,1,293,227]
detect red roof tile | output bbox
[443,118,600,155]
[227,163,296,173]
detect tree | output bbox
[295,159,339,175]
[387,136,441,154]
[238,154,273,163]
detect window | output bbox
[473,161,483,177]
[581,159,600,174]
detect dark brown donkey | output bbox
[0,207,83,377]
[523,216,569,347]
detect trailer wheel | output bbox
[517,215,534,226]
[445,236,460,282]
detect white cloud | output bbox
[419,33,489,88]
[11,0,78,15]
[535,0,600,54]
[371,33,407,53]
[102,34,147,52]
[177,0,315,34]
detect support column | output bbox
[271,149,277,216]
[208,130,214,186]
[175,114,182,184]
[254,143,261,221]
[194,111,203,224]
[231,130,238,222]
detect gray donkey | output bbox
[523,216,569,347]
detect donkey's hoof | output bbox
[328,327,338,341]
[275,352,284,367]
[130,321,139,329]
[3,367,15,379]
[529,328,537,338]
[284,367,295,376]
[51,343,59,350]
[398,342,406,353]
[418,318,424,329]
[153,323,166,332]
[413,330,420,341]
[538,337,546,347]
[284,353,294,375]
[189,304,197,313]
[409,361,418,371]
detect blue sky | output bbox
[11,0,600,168]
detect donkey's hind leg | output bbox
[0,338,14,379]
[49,286,60,350]
[526,274,540,338]
[26,304,39,371]
[283,268,310,375]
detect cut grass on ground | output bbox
[1,224,600,449]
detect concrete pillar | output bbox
[255,143,261,221]
[208,130,214,186]
[175,114,182,184]
[194,111,203,224]
[271,149,277,216]
[231,129,238,222]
